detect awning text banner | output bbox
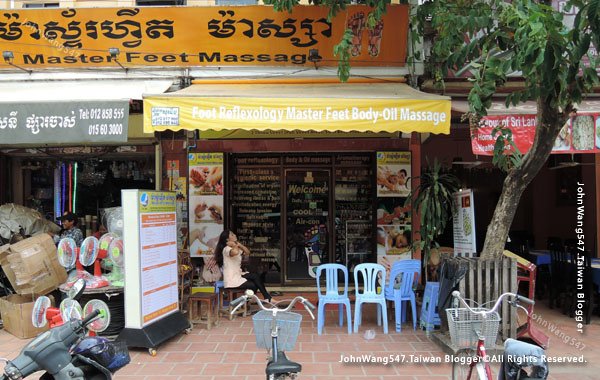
[472,113,600,155]
[0,5,408,69]
[0,101,129,144]
[144,96,450,134]
[144,97,450,134]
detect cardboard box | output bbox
[0,294,48,339]
[0,234,67,296]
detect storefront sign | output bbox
[188,153,224,258]
[471,113,600,155]
[376,151,411,197]
[452,189,477,256]
[146,97,450,134]
[0,5,408,69]
[0,100,129,144]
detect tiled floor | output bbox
[0,299,598,379]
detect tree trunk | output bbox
[480,99,572,259]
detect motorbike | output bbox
[1,309,130,380]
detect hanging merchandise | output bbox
[68,163,72,212]
[61,163,66,217]
[73,162,78,214]
[54,166,61,221]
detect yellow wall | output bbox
[1,1,402,9]
[1,1,239,7]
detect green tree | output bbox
[267,0,600,259]
[414,0,600,258]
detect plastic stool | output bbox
[420,281,441,332]
[215,281,247,320]
[188,293,218,330]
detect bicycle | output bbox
[230,290,316,380]
[448,291,548,380]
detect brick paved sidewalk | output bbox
[0,300,598,379]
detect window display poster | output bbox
[377,224,412,284]
[452,189,477,256]
[376,197,411,226]
[188,153,224,257]
[376,151,411,197]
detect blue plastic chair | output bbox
[353,263,388,334]
[316,264,352,334]
[383,259,421,332]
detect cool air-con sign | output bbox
[0,101,129,144]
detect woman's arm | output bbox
[236,242,250,256]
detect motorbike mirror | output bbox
[68,278,87,300]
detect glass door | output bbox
[284,169,331,281]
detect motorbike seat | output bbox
[266,351,302,376]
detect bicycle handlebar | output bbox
[451,291,534,316]
[230,290,316,319]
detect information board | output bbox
[452,189,477,256]
[122,190,179,328]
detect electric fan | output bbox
[80,236,109,289]
[59,277,86,322]
[106,237,124,287]
[97,233,118,258]
[105,207,123,237]
[59,298,83,322]
[83,299,111,335]
[57,237,79,283]
[31,296,55,328]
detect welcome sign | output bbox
[0,5,408,69]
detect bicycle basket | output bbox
[252,310,302,351]
[446,308,501,349]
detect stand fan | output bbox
[106,237,124,287]
[83,299,111,336]
[59,298,83,323]
[98,233,118,258]
[32,296,59,329]
[57,237,79,284]
[98,233,118,273]
[80,236,109,289]
[32,278,87,329]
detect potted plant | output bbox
[407,159,460,281]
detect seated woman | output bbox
[214,229,274,303]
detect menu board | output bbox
[334,158,374,271]
[121,190,179,328]
[188,153,224,258]
[231,165,282,280]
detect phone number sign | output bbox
[0,100,129,144]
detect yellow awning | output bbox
[143,82,451,134]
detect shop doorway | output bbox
[284,169,331,281]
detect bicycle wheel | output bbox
[452,350,474,380]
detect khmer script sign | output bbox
[0,100,129,144]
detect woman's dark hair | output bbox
[214,229,231,267]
